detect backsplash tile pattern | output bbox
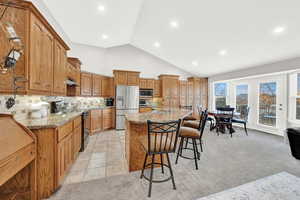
[0,95,105,120]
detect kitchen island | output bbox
[125,108,192,172]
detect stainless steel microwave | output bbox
[140,89,153,98]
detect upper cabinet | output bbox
[153,80,161,97]
[67,57,81,96]
[188,77,208,118]
[53,40,67,96]
[92,74,102,97]
[0,2,70,95]
[101,77,114,97]
[80,72,92,96]
[140,78,154,89]
[159,75,180,108]
[113,70,140,86]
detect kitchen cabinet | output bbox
[87,108,115,135]
[101,76,114,97]
[31,116,82,199]
[92,74,102,97]
[29,13,54,93]
[0,2,70,95]
[113,70,140,86]
[140,78,154,89]
[53,40,67,96]
[67,57,81,96]
[81,72,92,96]
[90,109,103,134]
[154,80,161,97]
[180,81,188,107]
[159,75,180,108]
[187,77,208,118]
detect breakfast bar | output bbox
[124,108,192,172]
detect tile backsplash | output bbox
[0,95,105,120]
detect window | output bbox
[259,82,277,127]
[236,84,248,119]
[214,83,227,108]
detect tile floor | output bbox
[63,130,128,184]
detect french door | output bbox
[255,75,286,135]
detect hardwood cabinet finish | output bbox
[103,108,115,130]
[127,72,140,86]
[159,75,180,108]
[113,70,140,86]
[179,81,188,107]
[0,1,70,95]
[81,72,92,96]
[67,57,81,96]
[90,109,103,134]
[53,40,66,96]
[101,76,114,97]
[140,78,154,89]
[92,74,102,97]
[154,80,161,97]
[0,114,37,200]
[187,77,208,118]
[30,116,82,199]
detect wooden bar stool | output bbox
[139,119,181,197]
[175,110,208,170]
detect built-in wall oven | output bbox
[140,89,153,98]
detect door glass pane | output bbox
[259,82,276,127]
[236,84,248,119]
[297,74,300,96]
[214,83,227,108]
[296,98,300,120]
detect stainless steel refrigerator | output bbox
[116,85,139,130]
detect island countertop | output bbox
[125,108,192,124]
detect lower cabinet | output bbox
[31,115,82,199]
[88,108,115,135]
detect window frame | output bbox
[288,71,300,124]
[213,82,228,109]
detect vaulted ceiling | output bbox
[43,0,300,77]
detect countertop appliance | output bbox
[50,101,64,114]
[116,85,139,130]
[140,89,153,98]
[105,98,114,106]
[80,111,90,152]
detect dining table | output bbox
[208,111,241,134]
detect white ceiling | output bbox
[43,0,300,77]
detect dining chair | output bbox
[215,107,235,137]
[175,110,208,170]
[139,119,181,197]
[232,107,250,136]
[182,105,203,129]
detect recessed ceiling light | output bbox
[153,42,160,48]
[170,21,179,29]
[98,4,106,12]
[101,34,108,40]
[192,61,199,66]
[219,50,227,56]
[273,26,286,35]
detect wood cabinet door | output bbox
[127,72,139,86]
[53,40,66,95]
[139,79,147,89]
[91,109,103,133]
[187,81,193,107]
[57,134,72,184]
[29,14,44,91]
[114,71,127,85]
[101,77,110,97]
[81,72,92,96]
[73,125,81,159]
[92,74,102,97]
[109,77,115,97]
[29,14,54,93]
[154,80,161,97]
[147,79,154,89]
[180,81,187,107]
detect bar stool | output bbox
[139,119,182,197]
[175,110,208,170]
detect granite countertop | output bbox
[16,106,115,130]
[125,108,192,124]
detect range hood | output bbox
[65,79,78,86]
